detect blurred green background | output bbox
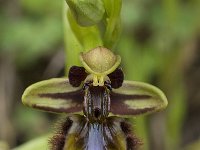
[0,0,200,150]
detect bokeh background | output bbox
[0,0,200,150]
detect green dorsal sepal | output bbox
[80,47,121,86]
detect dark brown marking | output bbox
[111,92,152,100]
[68,66,88,87]
[32,104,82,113]
[110,102,156,115]
[39,89,83,100]
[37,89,84,113]
[110,92,154,115]
[108,68,124,89]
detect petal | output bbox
[110,80,168,116]
[22,78,83,114]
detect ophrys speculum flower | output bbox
[22,47,168,150]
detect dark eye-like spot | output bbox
[68,66,88,87]
[108,68,124,89]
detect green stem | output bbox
[67,10,103,51]
[63,1,82,73]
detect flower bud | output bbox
[66,0,105,26]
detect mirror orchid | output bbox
[22,47,168,150]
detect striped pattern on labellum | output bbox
[110,80,168,116]
[22,78,83,114]
[49,115,140,150]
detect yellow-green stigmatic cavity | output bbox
[80,47,121,86]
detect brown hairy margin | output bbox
[49,117,73,150]
[120,121,142,150]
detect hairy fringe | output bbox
[49,117,73,150]
[120,121,142,150]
